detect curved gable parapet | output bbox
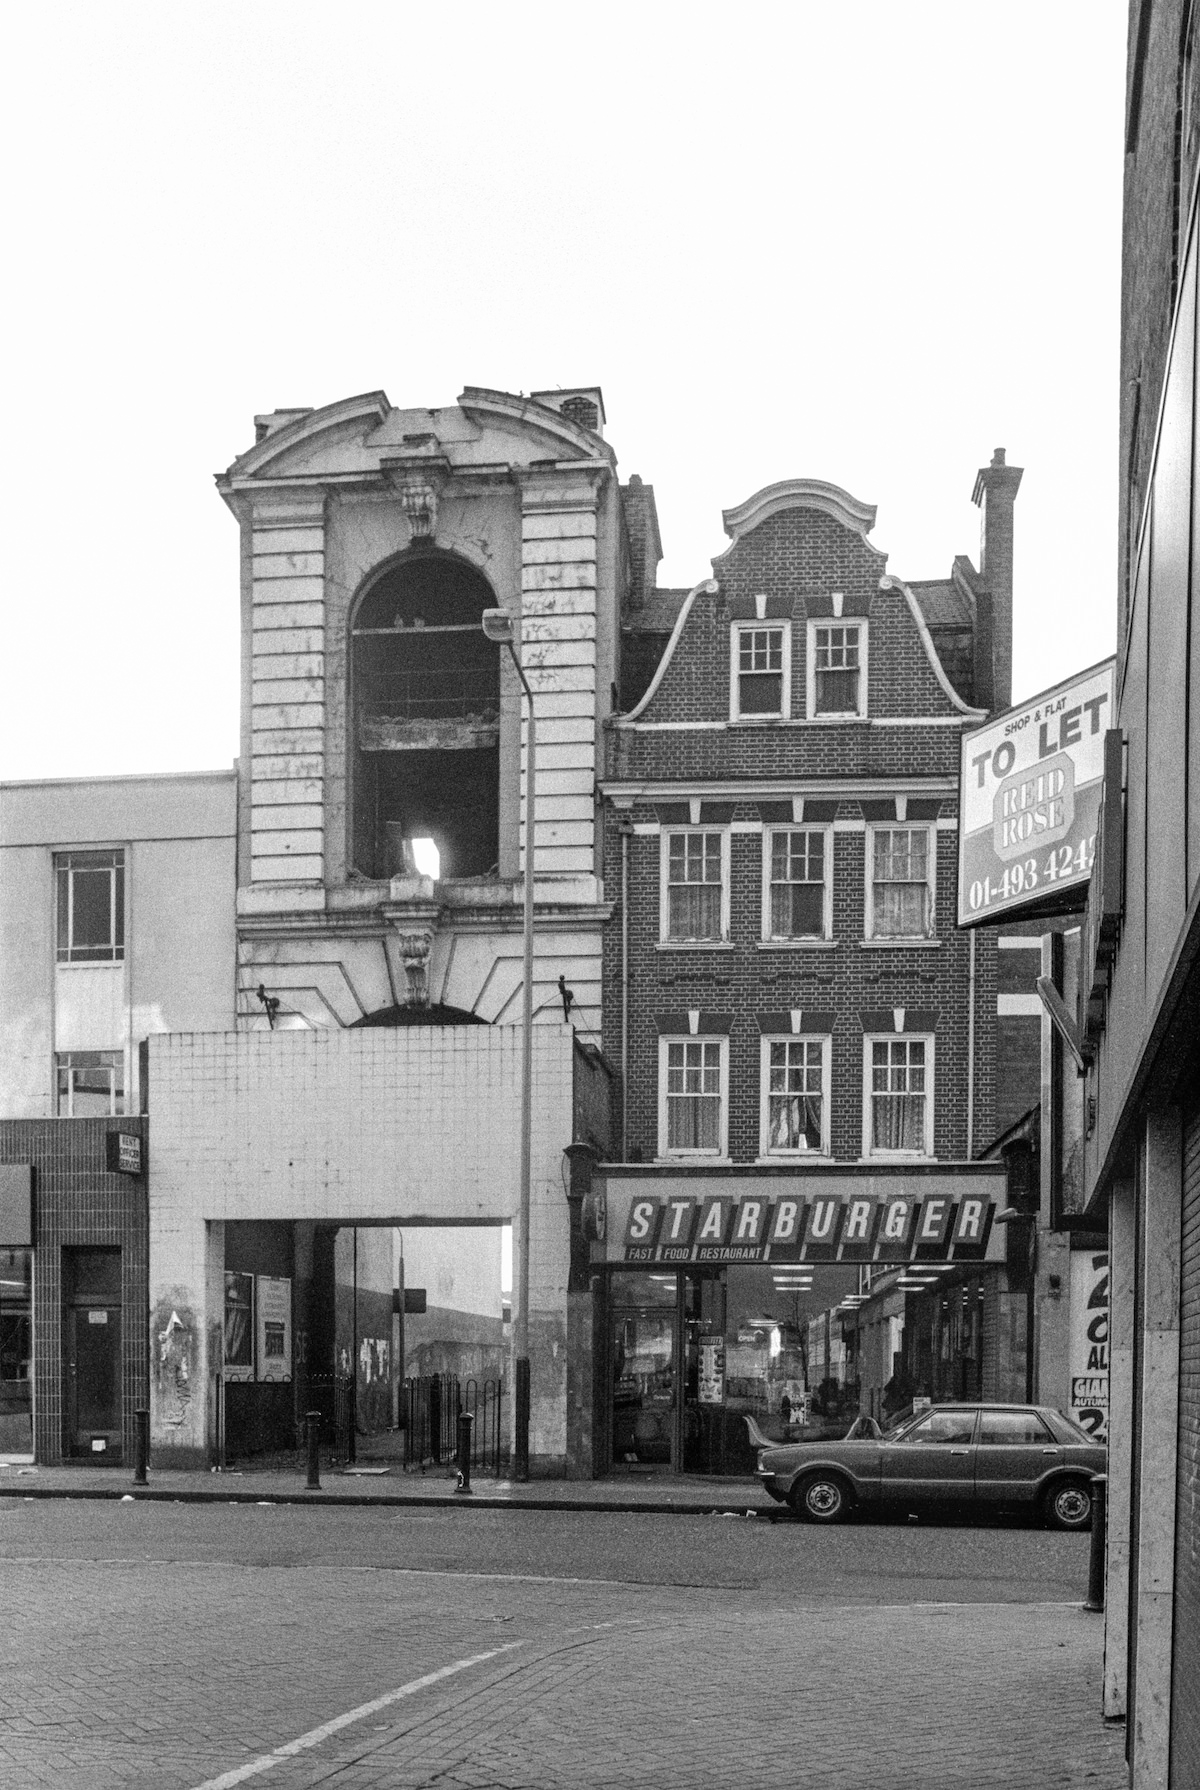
[718,479,882,555]
[616,579,720,723]
[458,386,616,465]
[878,575,987,719]
[221,391,392,483]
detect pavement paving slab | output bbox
[0,1496,1128,1790]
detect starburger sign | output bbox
[957,658,1115,927]
[620,1187,996,1265]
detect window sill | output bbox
[857,1152,936,1164]
[655,1155,732,1166]
[729,714,787,725]
[56,958,126,969]
[756,938,838,951]
[656,940,735,952]
[859,937,942,949]
[753,1153,832,1165]
[804,713,868,724]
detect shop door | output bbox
[64,1247,122,1462]
[68,1307,121,1458]
[610,1271,678,1470]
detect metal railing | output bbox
[400,1374,507,1477]
[357,666,499,723]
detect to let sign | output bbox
[958,658,1114,927]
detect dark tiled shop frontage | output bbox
[0,1118,147,1465]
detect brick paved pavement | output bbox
[0,1503,1127,1790]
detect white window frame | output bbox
[761,826,832,941]
[658,1035,729,1159]
[864,823,936,940]
[55,1049,125,1117]
[730,621,791,720]
[659,828,731,943]
[805,619,868,720]
[861,1033,935,1159]
[759,1034,831,1157]
[54,849,126,964]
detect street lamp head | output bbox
[481,608,517,645]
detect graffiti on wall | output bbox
[153,1297,195,1429]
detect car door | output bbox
[974,1408,1062,1506]
[879,1407,979,1504]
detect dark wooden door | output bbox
[67,1303,122,1461]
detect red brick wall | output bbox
[604,500,997,1168]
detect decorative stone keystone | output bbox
[383,875,441,1007]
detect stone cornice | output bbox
[220,391,392,482]
[459,386,617,465]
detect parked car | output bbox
[751,1402,1106,1529]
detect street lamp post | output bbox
[482,607,534,1481]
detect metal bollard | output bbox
[305,1410,322,1491]
[455,1411,475,1495]
[132,1408,149,1486]
[514,1357,530,1483]
[1084,1474,1107,1612]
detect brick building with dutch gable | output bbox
[590,465,1032,1476]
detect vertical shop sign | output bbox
[1068,1251,1108,1441]
[698,1336,726,1405]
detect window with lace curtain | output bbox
[660,1038,726,1155]
[761,1037,828,1154]
[869,826,933,937]
[866,1036,932,1155]
[662,830,726,941]
[765,827,828,938]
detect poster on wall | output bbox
[223,1272,255,1383]
[255,1275,293,1384]
[957,658,1114,927]
[1068,1250,1108,1442]
[698,1336,726,1405]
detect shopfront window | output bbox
[0,1248,33,1457]
[608,1262,863,1476]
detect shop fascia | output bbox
[593,1166,1007,1268]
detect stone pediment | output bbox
[218,386,611,503]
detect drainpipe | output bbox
[966,928,977,1158]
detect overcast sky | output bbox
[1,3,1126,781]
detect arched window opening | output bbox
[352,554,500,880]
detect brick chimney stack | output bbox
[971,447,1023,711]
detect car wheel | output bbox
[790,1472,852,1524]
[1043,1477,1093,1531]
